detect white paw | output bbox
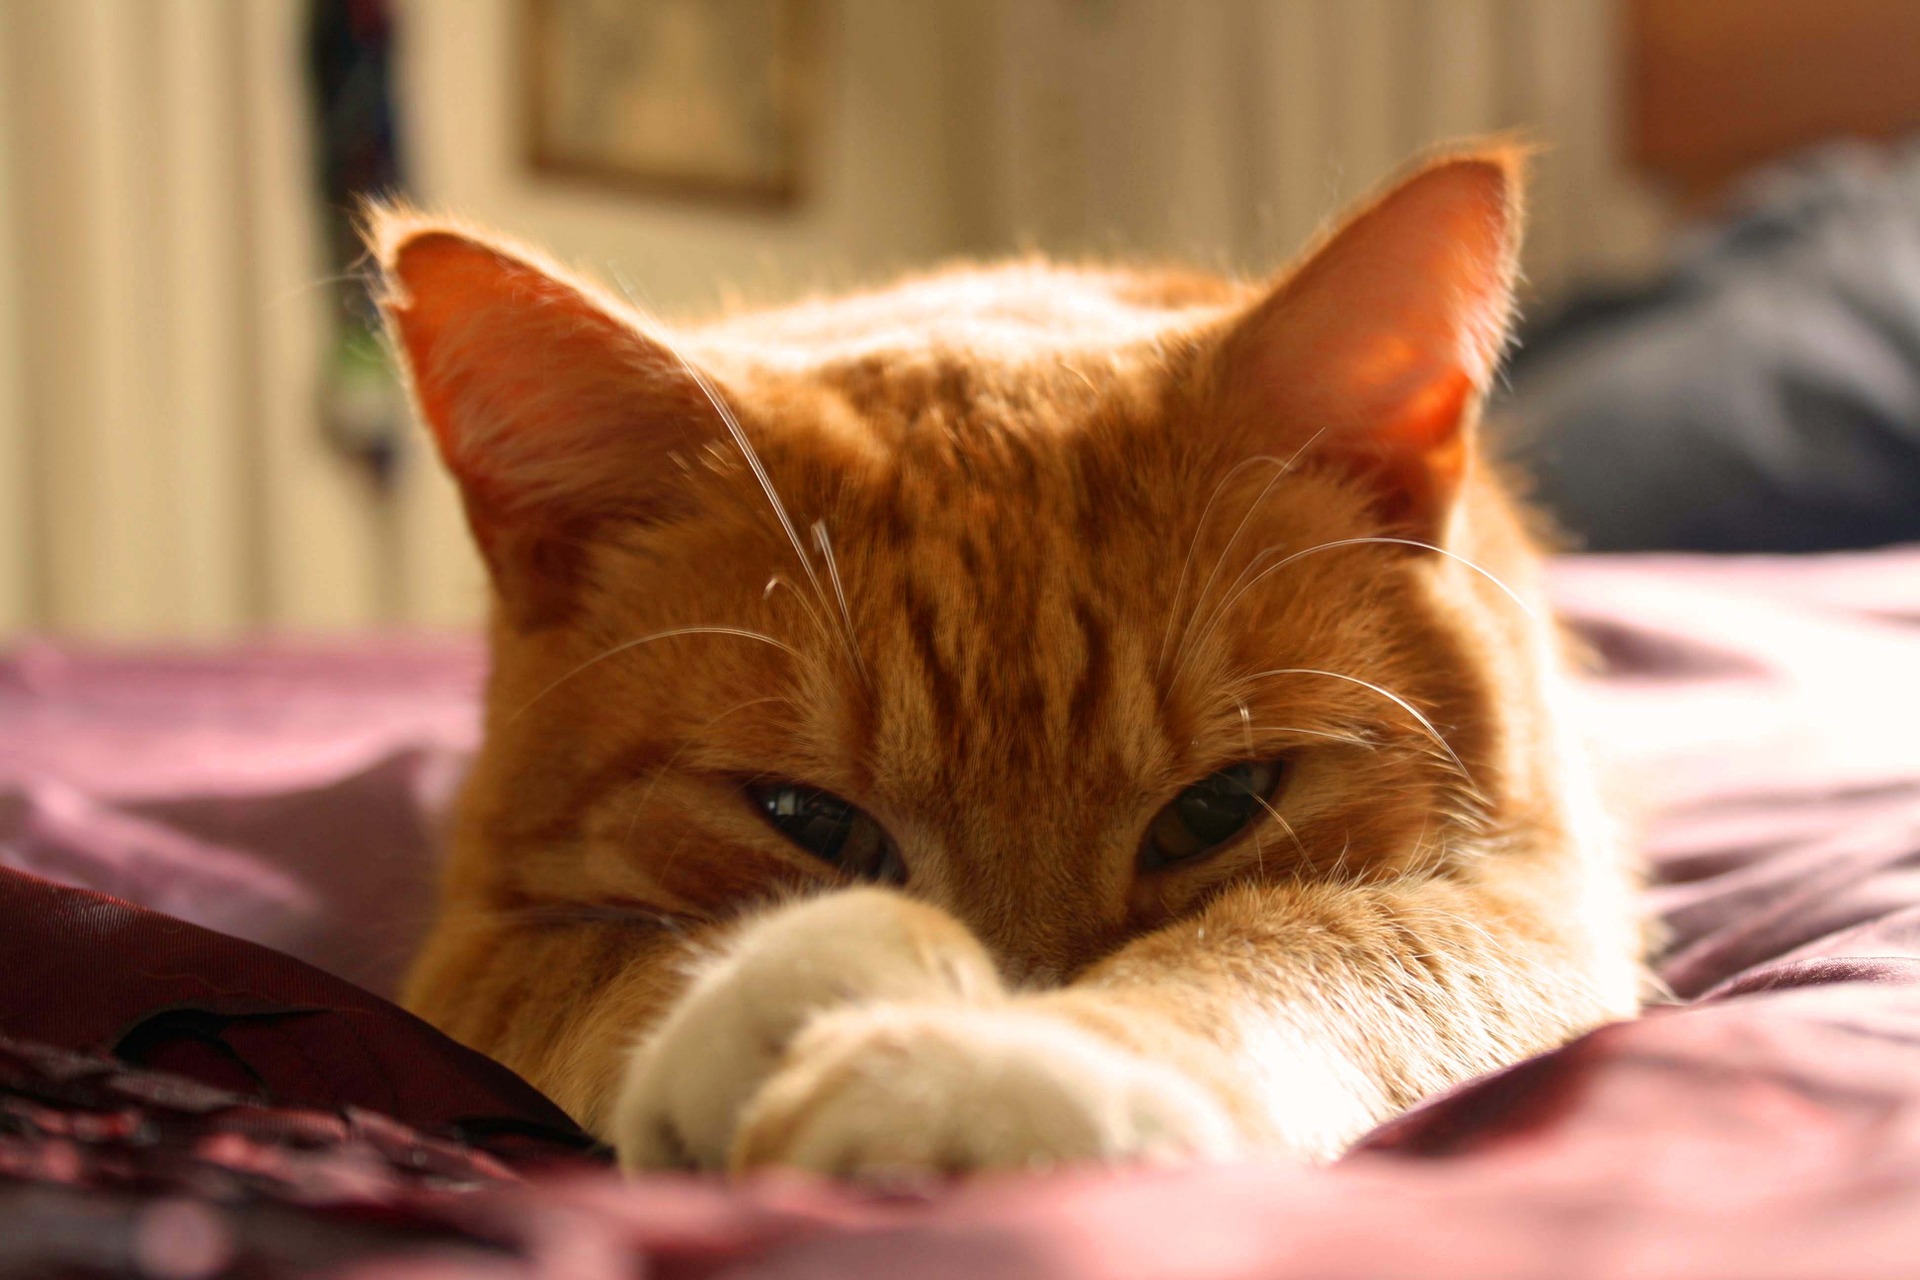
[611,888,999,1171]
[730,1003,1241,1179]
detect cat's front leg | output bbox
[611,887,1000,1170]
[615,886,1238,1176]
[725,874,1631,1175]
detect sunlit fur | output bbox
[381,147,1641,1172]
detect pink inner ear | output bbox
[1288,157,1519,393]
[378,224,711,530]
[1220,153,1521,532]
[1383,366,1473,459]
[383,232,628,498]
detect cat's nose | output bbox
[993,954,1066,988]
[923,880,1124,991]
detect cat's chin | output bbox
[608,887,1237,1178]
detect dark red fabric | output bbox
[4,549,1920,1278]
[0,869,591,1165]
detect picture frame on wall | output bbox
[524,0,814,205]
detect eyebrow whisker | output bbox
[510,626,798,724]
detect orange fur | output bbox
[377,146,1640,1175]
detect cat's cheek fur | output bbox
[611,888,1001,1171]
[732,1004,1240,1177]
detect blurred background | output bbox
[2,0,1918,640]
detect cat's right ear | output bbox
[371,212,719,620]
[1212,151,1522,545]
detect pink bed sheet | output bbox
[3,549,1919,1278]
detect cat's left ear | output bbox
[1217,149,1522,541]
[370,210,728,625]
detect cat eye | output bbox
[749,783,904,884]
[1142,760,1288,868]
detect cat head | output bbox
[374,149,1538,981]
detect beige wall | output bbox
[0,2,24,634]
[0,0,1671,640]
[402,0,992,317]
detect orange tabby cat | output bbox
[377,148,1640,1177]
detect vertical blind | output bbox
[0,0,1659,639]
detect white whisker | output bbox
[1306,537,1536,616]
[1247,724,1377,749]
[670,350,850,672]
[510,626,798,724]
[1251,793,1308,868]
[1156,454,1284,678]
[1234,698,1267,875]
[1173,430,1329,674]
[1241,666,1471,785]
[811,520,867,679]
[764,573,833,646]
[1253,804,1310,867]
[1173,535,1534,691]
[1159,430,1328,682]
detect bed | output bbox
[5,547,1920,1277]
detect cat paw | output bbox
[611,888,1000,1171]
[728,1003,1241,1178]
